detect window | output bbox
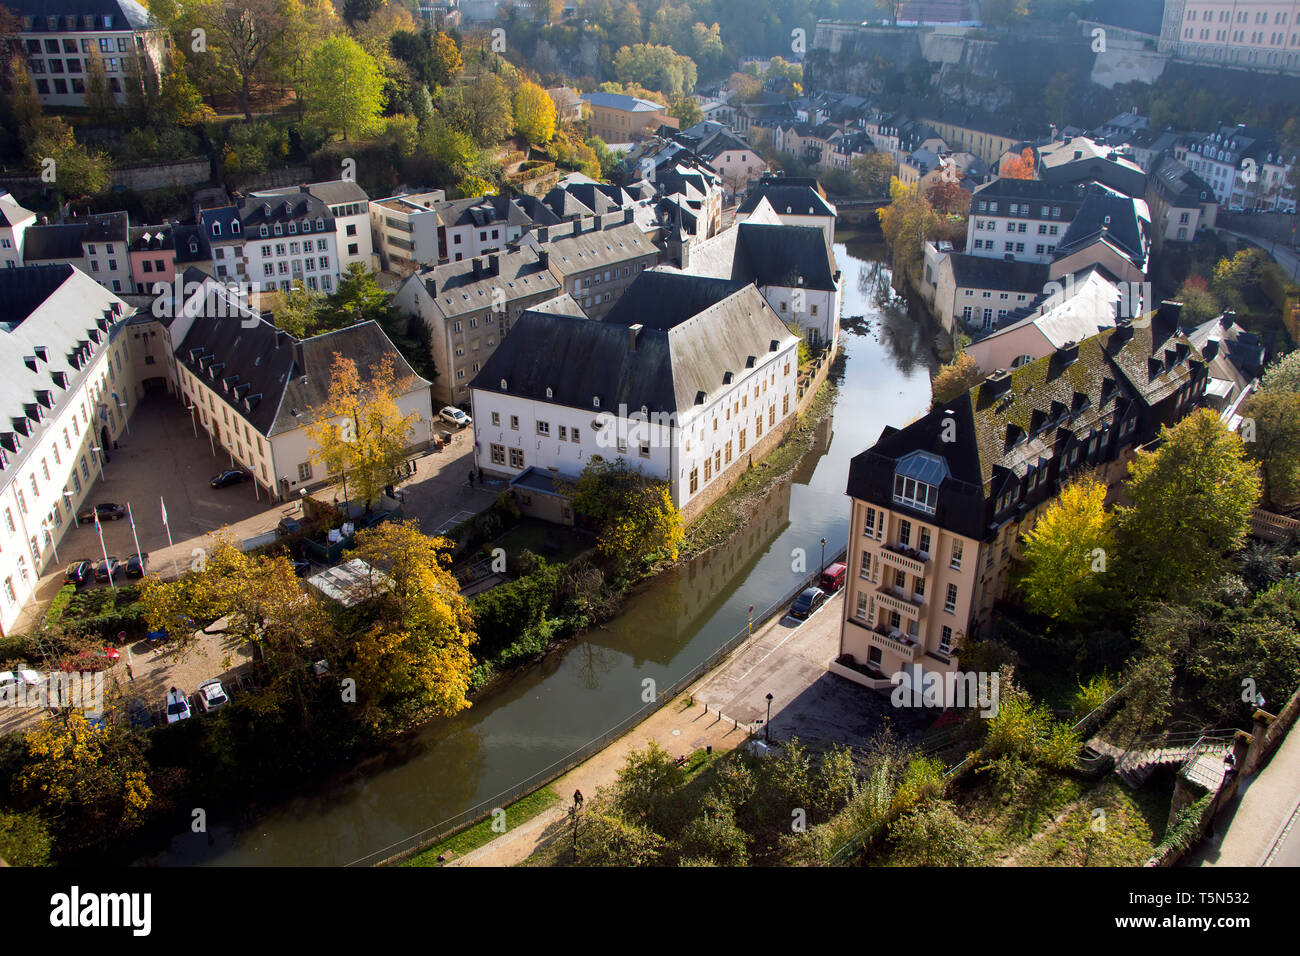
[860,551,872,581]
[944,583,958,613]
[536,421,550,436]
[510,415,519,430]
[490,443,506,465]
[940,626,953,653]
[298,462,313,481]
[689,468,699,494]
[950,540,963,570]
[3,509,12,535]
[898,519,912,547]
[571,428,580,443]
[893,474,938,514]
[491,412,501,427]
[918,527,931,555]
[864,506,879,539]
[509,447,525,469]
[639,442,650,458]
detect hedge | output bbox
[44,585,76,626]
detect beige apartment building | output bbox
[836,307,1208,687]
[1160,0,1300,73]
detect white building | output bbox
[0,265,134,635]
[469,272,799,521]
[966,179,1086,265]
[369,189,447,274]
[251,181,375,273]
[1178,126,1296,213]
[736,175,837,246]
[0,192,37,269]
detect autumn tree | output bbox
[306,352,417,511]
[159,51,216,126]
[82,50,117,120]
[267,281,326,338]
[925,178,972,217]
[727,71,761,103]
[205,0,290,121]
[1001,147,1035,180]
[570,457,684,568]
[930,352,984,407]
[1115,408,1261,602]
[1240,388,1300,509]
[19,712,153,853]
[1016,478,1116,622]
[514,80,557,146]
[303,35,386,140]
[1174,274,1220,324]
[440,73,514,146]
[342,521,477,728]
[877,177,941,289]
[1260,350,1300,394]
[429,30,463,86]
[669,94,702,128]
[6,55,43,131]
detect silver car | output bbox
[196,679,229,713]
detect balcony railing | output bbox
[879,542,929,576]
[870,626,919,662]
[874,586,925,621]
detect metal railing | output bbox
[344,545,850,867]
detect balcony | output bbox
[846,617,920,663]
[875,585,925,621]
[879,542,929,576]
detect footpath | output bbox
[445,592,847,867]
[1186,713,1300,867]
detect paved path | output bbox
[1217,228,1300,280]
[446,590,928,866]
[1187,716,1300,867]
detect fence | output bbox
[1249,507,1300,543]
[345,544,849,867]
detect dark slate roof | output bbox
[474,277,793,417]
[732,222,837,290]
[846,310,1205,540]
[129,224,175,252]
[418,246,561,317]
[12,0,153,30]
[602,272,749,331]
[437,195,532,229]
[237,192,333,229]
[738,178,835,218]
[1056,188,1148,268]
[272,322,427,436]
[0,263,79,326]
[82,211,128,243]
[172,224,211,263]
[542,221,657,278]
[250,180,369,208]
[23,224,86,262]
[948,254,1050,293]
[971,178,1087,215]
[1149,154,1216,207]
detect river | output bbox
[148,237,936,866]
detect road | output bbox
[1217,228,1300,281]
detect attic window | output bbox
[1005,424,1025,450]
[500,379,508,390]
[593,396,601,408]
[545,387,553,399]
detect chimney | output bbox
[628,323,643,351]
[580,215,594,233]
[1202,338,1221,361]
[1219,309,1236,328]
[472,257,484,279]
[536,225,550,243]
[1157,299,1183,328]
[487,252,500,277]
[624,207,635,224]
[984,368,1013,400]
[537,249,549,270]
[1073,150,1082,160]
[1111,317,1134,347]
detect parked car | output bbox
[292,559,311,577]
[125,552,149,578]
[819,562,847,594]
[210,469,250,489]
[790,587,826,620]
[165,687,191,724]
[94,556,121,582]
[439,406,472,428]
[196,679,230,713]
[77,502,127,523]
[0,669,41,693]
[276,516,302,537]
[64,559,95,586]
[146,630,169,647]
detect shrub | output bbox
[45,585,76,626]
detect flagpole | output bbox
[127,503,143,569]
[95,512,115,593]
[162,496,177,577]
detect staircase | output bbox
[1089,731,1236,789]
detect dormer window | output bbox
[189,241,198,254]
[261,226,269,237]
[593,396,601,408]
[212,222,222,236]
[231,221,241,234]
[274,223,283,235]
[288,222,297,234]
[892,451,948,515]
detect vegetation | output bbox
[570,458,684,570]
[1017,478,1116,623]
[399,786,562,866]
[930,352,984,408]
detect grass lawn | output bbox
[397,786,563,867]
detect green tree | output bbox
[570,457,684,567]
[849,150,895,197]
[83,50,117,120]
[1116,408,1261,601]
[613,740,686,828]
[1259,350,1300,394]
[1240,389,1300,509]
[1017,478,1116,622]
[0,810,52,866]
[268,281,326,338]
[440,74,513,146]
[513,80,557,146]
[669,94,702,127]
[887,801,985,866]
[429,30,462,86]
[419,116,481,183]
[24,118,110,200]
[612,43,697,97]
[304,35,386,140]
[159,51,216,127]
[6,55,43,131]
[1212,248,1267,312]
[1174,274,1221,324]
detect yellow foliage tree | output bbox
[876,177,941,289]
[20,712,153,851]
[305,353,416,510]
[571,458,684,567]
[930,352,985,408]
[514,80,557,146]
[1016,477,1115,622]
[343,521,477,728]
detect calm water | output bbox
[149,239,936,866]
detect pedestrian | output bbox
[467,469,475,488]
[126,663,134,683]
[573,788,584,809]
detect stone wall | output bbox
[111,157,211,191]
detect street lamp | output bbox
[117,400,130,436]
[90,445,105,482]
[41,518,59,565]
[820,537,827,577]
[765,692,773,743]
[63,490,79,528]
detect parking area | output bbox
[13,392,499,633]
